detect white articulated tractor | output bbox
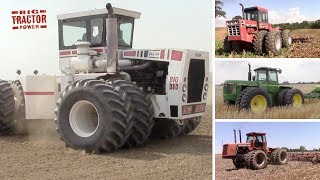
[0,3,209,153]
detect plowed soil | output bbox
[215,155,320,180]
[0,107,212,179]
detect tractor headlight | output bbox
[204,84,209,91]
[182,94,187,102]
[203,93,207,100]
[183,84,187,92]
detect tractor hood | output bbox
[224,80,258,86]
[222,143,250,158]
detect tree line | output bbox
[274,20,320,30]
[281,146,320,152]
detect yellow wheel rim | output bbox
[292,94,302,109]
[250,95,267,113]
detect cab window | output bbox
[269,71,278,82]
[62,20,87,47]
[256,70,267,81]
[247,136,254,143]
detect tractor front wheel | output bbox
[284,89,304,109]
[253,30,268,54]
[223,36,232,52]
[152,119,185,139]
[55,79,129,153]
[233,159,246,169]
[180,117,201,135]
[231,41,242,53]
[266,31,282,56]
[247,150,268,170]
[281,30,292,48]
[240,88,270,113]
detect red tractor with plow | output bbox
[224,4,292,55]
[222,130,288,170]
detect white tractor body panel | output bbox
[17,75,59,120]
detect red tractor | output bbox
[224,4,292,55]
[222,130,288,170]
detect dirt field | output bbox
[215,84,320,119]
[0,106,212,179]
[215,28,320,58]
[215,155,320,180]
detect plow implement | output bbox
[289,152,320,164]
[304,87,320,99]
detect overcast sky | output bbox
[215,60,320,85]
[0,0,212,80]
[215,0,320,27]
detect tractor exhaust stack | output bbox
[248,63,252,81]
[240,3,245,19]
[233,129,237,143]
[239,129,242,143]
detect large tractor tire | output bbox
[55,79,129,153]
[152,119,185,139]
[284,89,304,109]
[233,159,246,169]
[109,79,154,148]
[235,88,250,108]
[180,117,201,135]
[266,31,282,56]
[270,149,288,165]
[246,150,268,170]
[231,41,242,53]
[253,30,268,54]
[223,36,232,52]
[240,88,270,113]
[11,80,27,134]
[281,30,292,48]
[0,80,15,135]
[277,89,290,106]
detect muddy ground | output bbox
[215,155,320,180]
[0,106,212,179]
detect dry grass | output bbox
[215,84,320,119]
[215,28,320,58]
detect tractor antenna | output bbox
[239,129,242,143]
[233,129,237,143]
[248,63,252,81]
[240,3,245,19]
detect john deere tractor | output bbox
[223,64,304,113]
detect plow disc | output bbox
[292,36,313,43]
[304,87,320,99]
[289,152,320,164]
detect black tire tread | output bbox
[266,31,282,56]
[253,30,268,54]
[0,80,15,135]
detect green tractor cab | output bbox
[223,64,304,113]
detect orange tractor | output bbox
[222,130,288,170]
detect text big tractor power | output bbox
[224,4,292,55]
[223,64,304,113]
[0,4,209,153]
[222,130,288,170]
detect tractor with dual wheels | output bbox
[0,3,209,154]
[223,4,292,55]
[222,130,288,170]
[223,64,304,113]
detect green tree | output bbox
[299,146,307,152]
[215,0,226,18]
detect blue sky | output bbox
[216,0,320,26]
[0,0,212,80]
[215,122,320,153]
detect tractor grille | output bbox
[228,26,240,36]
[223,145,228,155]
[223,83,236,94]
[187,59,205,103]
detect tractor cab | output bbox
[57,7,141,51]
[246,132,267,151]
[251,66,281,83]
[243,6,268,23]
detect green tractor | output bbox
[223,64,304,113]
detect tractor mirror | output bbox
[278,69,282,74]
[252,76,256,81]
